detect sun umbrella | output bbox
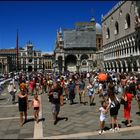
[98,73,107,81]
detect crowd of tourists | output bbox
[7,70,140,134]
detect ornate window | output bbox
[125,13,131,29]
[119,9,122,16]
[111,17,114,22]
[106,28,110,39]
[115,21,119,35]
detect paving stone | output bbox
[18,133,33,139]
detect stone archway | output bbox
[117,61,121,73]
[122,60,126,72]
[28,66,32,72]
[110,62,113,70]
[127,59,132,72]
[133,58,138,72]
[114,61,117,72]
[65,55,77,72]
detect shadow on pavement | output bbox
[0,98,6,100]
[136,112,140,115]
[54,117,68,125]
[23,118,35,125]
[121,120,133,126]
[38,117,45,123]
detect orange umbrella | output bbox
[98,73,107,81]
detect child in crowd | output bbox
[98,100,108,135]
[31,94,40,123]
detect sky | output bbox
[0,1,119,52]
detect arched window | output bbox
[125,13,131,29]
[82,60,87,66]
[115,21,119,35]
[119,9,122,16]
[106,28,110,39]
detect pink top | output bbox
[32,99,40,107]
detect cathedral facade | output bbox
[54,18,102,73]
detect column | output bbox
[137,59,140,72]
[62,60,64,72]
[126,60,128,72]
[131,63,134,72]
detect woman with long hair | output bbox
[106,88,120,132]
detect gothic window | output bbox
[115,21,119,35]
[106,28,110,39]
[119,9,122,16]
[111,17,113,22]
[125,13,131,29]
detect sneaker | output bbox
[127,123,131,127]
[115,127,120,131]
[98,130,104,135]
[98,130,102,135]
[109,128,115,132]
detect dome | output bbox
[95,23,102,34]
[90,17,95,22]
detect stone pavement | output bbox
[0,81,140,139]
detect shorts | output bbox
[100,116,106,122]
[88,91,94,96]
[52,103,60,113]
[79,90,85,96]
[34,107,39,110]
[110,107,118,117]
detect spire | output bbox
[16,30,19,72]
[59,27,62,34]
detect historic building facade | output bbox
[42,52,54,73]
[54,18,102,73]
[19,41,43,72]
[0,57,8,74]
[0,49,17,73]
[102,1,140,72]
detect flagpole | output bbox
[16,30,19,72]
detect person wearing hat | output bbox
[8,81,17,104]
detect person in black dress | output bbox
[18,85,28,127]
